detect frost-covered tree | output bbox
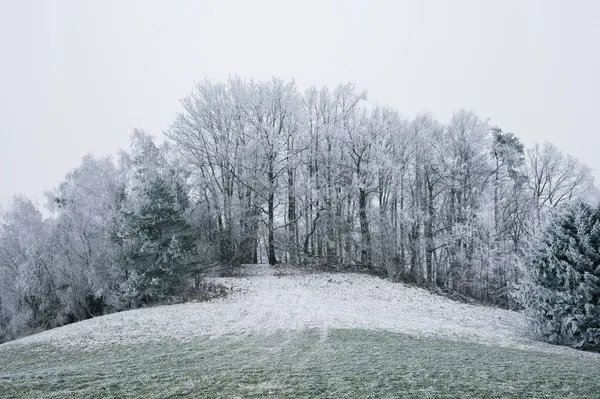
[431,110,493,296]
[516,201,600,351]
[484,128,528,306]
[0,196,57,337]
[46,155,124,320]
[166,79,252,264]
[117,131,197,305]
[119,178,196,304]
[238,78,304,265]
[526,142,594,221]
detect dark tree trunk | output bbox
[359,188,372,267]
[267,163,277,265]
[424,172,434,284]
[287,167,297,264]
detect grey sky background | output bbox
[1,0,599,210]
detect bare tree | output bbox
[526,142,594,220]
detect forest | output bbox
[0,77,596,343]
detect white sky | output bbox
[1,0,599,209]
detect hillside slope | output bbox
[0,265,576,354]
[2,266,600,398]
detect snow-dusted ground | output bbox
[0,265,579,355]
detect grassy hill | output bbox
[1,266,599,398]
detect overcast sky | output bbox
[1,0,599,209]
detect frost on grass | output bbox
[0,265,582,356]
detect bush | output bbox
[515,201,600,351]
[0,301,12,344]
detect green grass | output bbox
[1,329,599,398]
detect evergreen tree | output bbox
[516,201,600,351]
[120,177,196,305]
[117,131,197,306]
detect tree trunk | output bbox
[359,188,372,267]
[267,163,277,265]
[399,173,406,276]
[424,171,434,285]
[287,167,296,264]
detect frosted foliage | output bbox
[516,202,600,350]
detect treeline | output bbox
[0,77,595,342]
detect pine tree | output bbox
[516,201,600,351]
[120,177,196,305]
